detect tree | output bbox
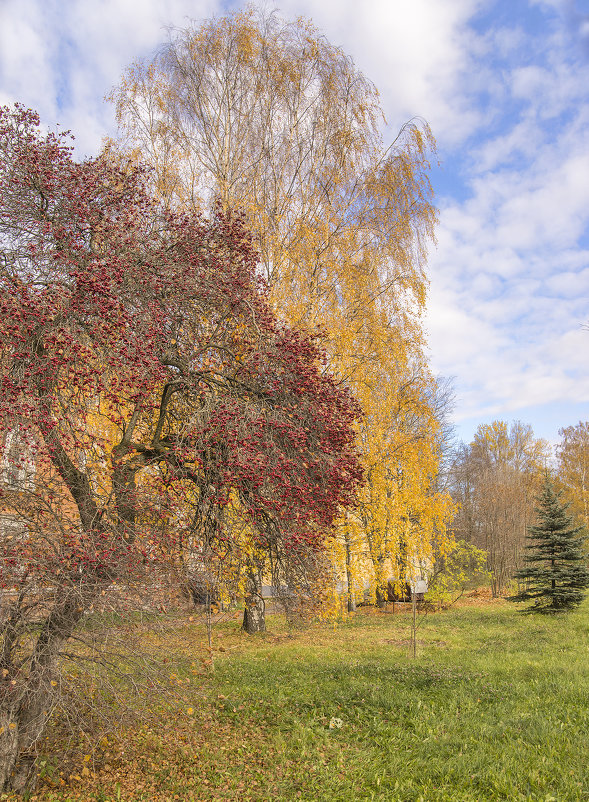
[510,475,589,614]
[556,421,589,532]
[110,5,453,610]
[0,105,362,791]
[428,540,491,609]
[345,369,455,607]
[449,421,550,595]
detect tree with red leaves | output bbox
[0,105,362,792]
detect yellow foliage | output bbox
[108,6,455,608]
[556,421,589,531]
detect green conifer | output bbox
[510,475,589,613]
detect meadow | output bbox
[14,593,589,802]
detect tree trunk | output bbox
[411,588,417,659]
[242,568,265,634]
[344,529,356,612]
[0,581,102,792]
[375,585,387,608]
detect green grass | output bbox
[21,597,589,801]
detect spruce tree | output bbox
[510,475,589,613]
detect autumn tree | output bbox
[556,421,589,532]
[0,105,361,792]
[343,368,455,606]
[450,421,550,595]
[510,475,589,614]
[110,5,453,608]
[428,540,490,608]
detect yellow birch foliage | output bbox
[108,6,454,603]
[556,421,589,532]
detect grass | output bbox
[15,593,589,801]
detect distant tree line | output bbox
[446,419,589,597]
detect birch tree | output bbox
[556,422,589,532]
[450,421,550,595]
[110,6,453,610]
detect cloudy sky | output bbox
[1,0,588,448]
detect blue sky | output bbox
[1,0,588,450]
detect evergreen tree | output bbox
[510,475,589,613]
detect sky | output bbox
[1,0,588,449]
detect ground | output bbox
[9,589,589,802]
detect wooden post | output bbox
[411,587,417,659]
[206,587,214,670]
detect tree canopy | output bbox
[556,421,589,532]
[110,6,453,607]
[0,104,362,791]
[449,420,550,595]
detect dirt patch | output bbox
[460,588,510,607]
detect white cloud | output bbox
[1,0,488,148]
[545,266,589,297]
[427,45,589,432]
[276,0,485,146]
[0,0,221,156]
[0,1,57,116]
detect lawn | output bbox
[14,593,589,801]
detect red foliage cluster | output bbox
[0,104,363,587]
